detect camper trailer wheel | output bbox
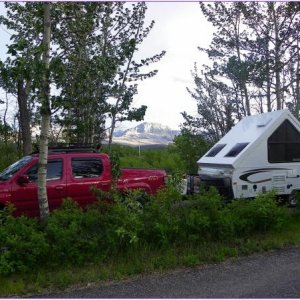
[288,192,298,207]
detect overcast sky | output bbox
[0,2,215,130]
[132,2,214,130]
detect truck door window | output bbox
[71,158,103,178]
[26,159,63,182]
[268,120,300,163]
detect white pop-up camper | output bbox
[196,109,300,205]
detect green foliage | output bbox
[0,2,165,147]
[226,191,288,235]
[0,142,21,172]
[0,188,290,276]
[0,214,48,274]
[173,129,210,173]
[185,2,300,141]
[108,150,121,180]
[103,144,185,175]
[44,199,98,266]
[0,123,14,143]
[140,180,183,247]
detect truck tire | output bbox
[136,191,151,206]
[288,191,298,207]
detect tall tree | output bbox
[106,2,165,149]
[51,3,111,145]
[51,2,165,146]
[240,2,300,113]
[199,2,252,116]
[37,2,51,220]
[185,64,236,143]
[184,2,300,142]
[0,63,32,154]
[0,2,165,150]
[0,3,44,155]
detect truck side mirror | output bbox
[17,174,30,185]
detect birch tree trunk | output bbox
[37,2,51,220]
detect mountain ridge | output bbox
[112,122,179,146]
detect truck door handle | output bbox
[55,186,64,190]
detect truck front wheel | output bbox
[136,190,151,206]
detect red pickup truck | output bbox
[0,149,167,217]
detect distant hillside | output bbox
[112,122,179,146]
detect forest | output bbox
[0,3,300,295]
[0,2,298,154]
[184,2,300,143]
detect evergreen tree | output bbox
[184,2,300,141]
[240,2,300,113]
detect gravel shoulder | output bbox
[36,246,300,298]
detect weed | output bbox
[182,254,200,267]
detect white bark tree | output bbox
[37,2,51,220]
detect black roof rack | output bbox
[30,143,101,155]
[49,147,97,153]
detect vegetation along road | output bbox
[39,246,300,298]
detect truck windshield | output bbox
[0,156,33,181]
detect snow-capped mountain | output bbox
[113,122,179,146]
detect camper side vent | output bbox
[272,175,286,183]
[273,186,285,194]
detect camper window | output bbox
[225,143,249,157]
[206,144,226,157]
[268,120,300,163]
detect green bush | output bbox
[227,191,289,236]
[172,188,234,242]
[0,214,48,274]
[90,187,143,250]
[44,199,100,266]
[0,186,291,276]
[140,180,183,246]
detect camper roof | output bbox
[198,109,298,167]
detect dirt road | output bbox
[38,246,300,298]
